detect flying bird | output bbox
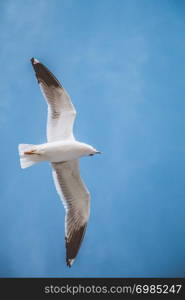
[18,58,101,267]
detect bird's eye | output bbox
[89,154,94,156]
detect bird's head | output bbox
[80,143,102,157]
[88,148,102,156]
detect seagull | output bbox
[18,58,101,267]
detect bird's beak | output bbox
[95,151,102,154]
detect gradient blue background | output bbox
[0,0,185,277]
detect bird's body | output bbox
[20,140,96,164]
[18,58,101,267]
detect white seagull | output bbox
[18,58,101,267]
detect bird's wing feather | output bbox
[31,58,76,142]
[51,160,90,267]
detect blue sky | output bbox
[0,0,185,277]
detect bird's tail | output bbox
[18,144,43,169]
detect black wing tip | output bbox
[30,57,39,65]
[65,223,87,268]
[30,57,62,87]
[66,258,74,268]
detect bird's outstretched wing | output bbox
[31,58,76,142]
[52,160,90,267]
